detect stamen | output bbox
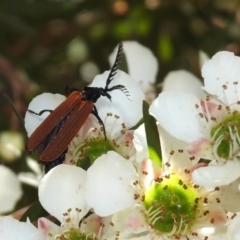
[234,125,240,144]
[212,134,224,161]
[164,224,177,236]
[202,100,211,122]
[227,125,234,158]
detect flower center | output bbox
[57,229,93,240]
[211,114,240,160]
[144,173,202,234]
[75,139,114,167]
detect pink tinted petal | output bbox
[90,70,144,128]
[206,204,227,225]
[162,70,205,99]
[38,217,59,237]
[187,138,213,159]
[192,159,240,188]
[150,91,207,143]
[85,151,138,217]
[39,165,89,223]
[111,206,148,236]
[202,51,240,105]
[125,208,148,234]
[25,93,66,137]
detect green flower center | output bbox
[75,139,114,168]
[144,173,201,233]
[57,229,93,240]
[211,114,240,159]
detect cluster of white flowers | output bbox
[1,42,240,240]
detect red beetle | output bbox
[26,42,129,172]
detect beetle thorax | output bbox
[82,86,110,103]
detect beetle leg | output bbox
[91,105,107,140]
[28,109,53,116]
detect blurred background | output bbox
[1,0,240,215]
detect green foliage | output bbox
[142,100,162,167]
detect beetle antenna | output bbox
[105,42,123,90]
[3,93,24,126]
[107,84,132,101]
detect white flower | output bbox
[18,157,43,188]
[25,93,66,138]
[25,70,143,143]
[0,131,25,162]
[85,151,138,217]
[25,70,144,171]
[162,70,205,99]
[109,41,158,102]
[83,125,237,239]
[66,69,144,165]
[25,72,144,140]
[65,113,136,166]
[89,69,144,128]
[38,164,121,239]
[0,165,22,214]
[0,216,44,239]
[150,51,240,187]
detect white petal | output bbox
[0,166,22,214]
[39,164,89,223]
[85,151,138,217]
[38,217,60,237]
[159,125,200,168]
[210,178,240,212]
[111,205,148,236]
[26,157,43,176]
[90,70,144,128]
[133,124,149,163]
[192,159,240,188]
[24,93,66,137]
[199,50,209,69]
[109,41,158,89]
[199,225,229,240]
[0,216,43,239]
[18,172,40,188]
[202,51,240,105]
[149,91,206,142]
[162,70,205,99]
[227,213,240,240]
[18,157,43,188]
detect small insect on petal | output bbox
[26,42,131,173]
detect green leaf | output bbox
[142,100,162,167]
[20,201,49,222]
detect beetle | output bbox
[26,42,129,172]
